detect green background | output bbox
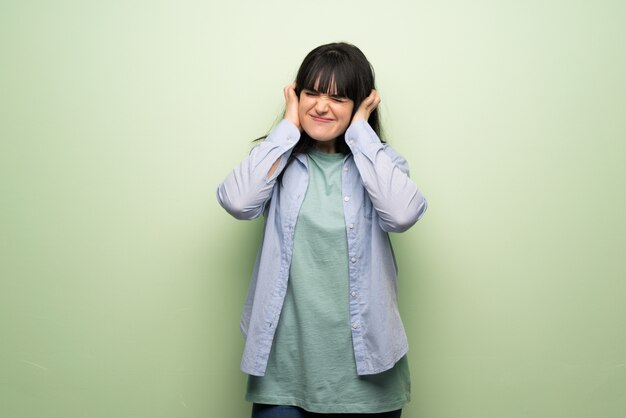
[1,1,625,417]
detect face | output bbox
[298,85,354,143]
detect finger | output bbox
[368,90,380,106]
[289,85,298,99]
[360,95,374,111]
[368,91,381,109]
[371,94,380,106]
[363,96,377,111]
[286,83,297,100]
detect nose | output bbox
[314,96,330,114]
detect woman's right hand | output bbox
[284,82,301,131]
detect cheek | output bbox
[339,105,354,123]
[298,99,308,117]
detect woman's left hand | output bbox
[352,89,381,123]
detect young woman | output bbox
[217,42,427,418]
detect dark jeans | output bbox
[251,404,402,418]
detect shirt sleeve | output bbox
[216,119,301,220]
[345,119,427,232]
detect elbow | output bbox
[415,197,428,222]
[381,213,416,233]
[216,185,263,220]
[380,197,428,233]
[225,202,262,221]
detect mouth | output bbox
[309,114,334,123]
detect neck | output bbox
[314,139,337,154]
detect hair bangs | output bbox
[298,55,356,99]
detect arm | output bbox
[346,92,427,232]
[216,120,300,220]
[216,83,302,220]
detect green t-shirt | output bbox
[246,148,410,413]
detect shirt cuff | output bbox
[265,119,301,150]
[345,120,383,153]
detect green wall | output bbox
[1,1,625,417]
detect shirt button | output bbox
[351,322,360,329]
[343,166,348,172]
[351,290,358,297]
[349,140,354,145]
[344,196,350,202]
[351,256,357,263]
[348,223,354,229]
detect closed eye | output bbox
[331,96,349,103]
[302,90,348,102]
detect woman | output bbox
[217,42,427,418]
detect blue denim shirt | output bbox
[217,119,427,376]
